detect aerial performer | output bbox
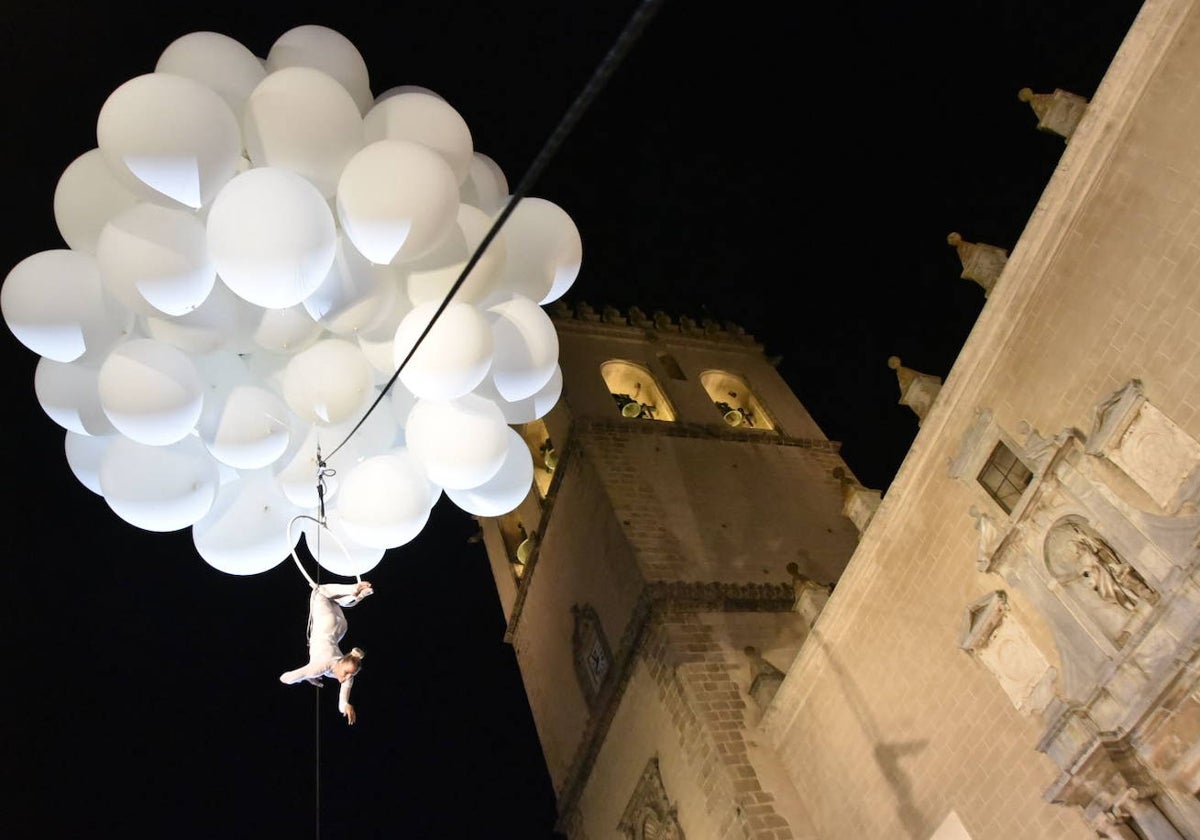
[280,580,374,725]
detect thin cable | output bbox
[324,0,666,463]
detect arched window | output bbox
[515,419,558,499]
[600,361,676,421]
[497,511,534,582]
[699,370,774,430]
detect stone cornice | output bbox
[549,299,765,352]
[572,416,842,453]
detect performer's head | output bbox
[332,647,365,683]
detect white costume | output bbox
[280,582,369,715]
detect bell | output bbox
[516,537,534,564]
[622,401,643,418]
[544,447,558,471]
[724,408,744,427]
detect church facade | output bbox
[477,0,1200,836]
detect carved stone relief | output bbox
[618,757,685,840]
[959,591,1056,715]
[1087,380,1200,515]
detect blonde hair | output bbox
[347,647,365,662]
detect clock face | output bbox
[587,638,607,681]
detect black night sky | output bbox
[0,2,1142,838]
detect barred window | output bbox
[977,442,1032,513]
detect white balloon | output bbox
[335,450,433,549]
[406,204,506,306]
[267,24,373,114]
[197,384,293,470]
[193,473,302,574]
[336,139,459,265]
[1,250,133,363]
[364,92,473,185]
[473,364,562,424]
[405,395,509,490]
[299,512,384,577]
[65,431,116,495]
[488,294,559,401]
[329,386,402,466]
[393,300,493,400]
[53,149,141,254]
[98,338,204,446]
[156,31,267,116]
[97,72,242,209]
[141,280,259,355]
[97,202,215,317]
[282,338,373,425]
[207,168,337,308]
[445,427,534,516]
[34,357,116,435]
[100,435,220,531]
[252,304,325,355]
[243,66,365,198]
[303,235,399,335]
[356,290,414,374]
[388,380,419,428]
[488,197,581,305]
[374,84,443,104]
[459,152,509,215]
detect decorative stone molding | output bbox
[617,756,685,840]
[1018,86,1089,140]
[947,231,1008,297]
[572,604,614,708]
[1086,380,1200,515]
[547,298,762,350]
[959,591,1056,715]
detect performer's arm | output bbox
[339,677,356,725]
[316,581,373,607]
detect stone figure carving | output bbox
[969,505,1000,571]
[1046,521,1156,611]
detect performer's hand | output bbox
[306,677,323,688]
[343,704,357,725]
[356,581,374,598]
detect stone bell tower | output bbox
[475,300,862,839]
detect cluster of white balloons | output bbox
[0,25,579,577]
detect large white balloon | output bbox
[141,279,259,355]
[1,250,133,363]
[406,204,506,306]
[65,431,116,495]
[282,338,373,425]
[252,304,325,355]
[193,473,303,574]
[197,384,293,470]
[405,395,509,490]
[303,235,399,335]
[489,197,581,305]
[459,152,509,215]
[97,72,242,209]
[334,449,433,549]
[97,202,215,317]
[473,364,562,424]
[243,66,364,198]
[98,338,204,445]
[34,357,117,436]
[156,31,267,116]
[99,435,220,531]
[393,300,493,400]
[53,149,142,254]
[267,25,373,114]
[336,139,459,265]
[488,294,559,401]
[206,167,337,308]
[445,427,534,516]
[356,291,414,374]
[363,91,473,185]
